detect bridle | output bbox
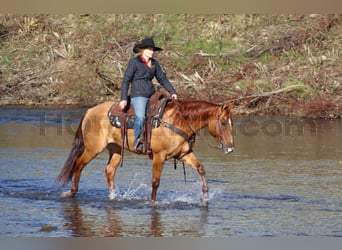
[215,108,228,150]
[157,100,232,182]
[162,101,230,150]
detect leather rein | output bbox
[157,100,226,152]
[155,101,226,183]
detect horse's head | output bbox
[209,102,234,154]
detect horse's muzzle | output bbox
[218,143,234,154]
[223,147,234,154]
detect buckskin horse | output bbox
[57,96,234,205]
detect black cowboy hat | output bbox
[133,37,163,53]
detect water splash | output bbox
[112,172,149,201]
[208,187,224,200]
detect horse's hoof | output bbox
[109,191,116,200]
[201,198,209,207]
[201,193,209,207]
[60,191,75,198]
[149,199,158,206]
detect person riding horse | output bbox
[119,37,178,153]
[57,38,235,205]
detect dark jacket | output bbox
[120,56,176,101]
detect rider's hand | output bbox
[171,94,178,100]
[119,100,127,111]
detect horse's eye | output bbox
[221,121,227,126]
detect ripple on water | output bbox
[1,109,342,236]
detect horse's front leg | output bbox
[151,154,165,202]
[180,153,209,206]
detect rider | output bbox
[119,37,178,152]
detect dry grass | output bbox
[1,14,341,118]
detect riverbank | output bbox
[1,14,341,119]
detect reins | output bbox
[172,100,224,150]
[119,111,128,168]
[155,105,196,183]
[118,99,225,182]
[161,100,226,183]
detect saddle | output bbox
[107,90,171,157]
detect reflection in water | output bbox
[105,206,124,237]
[60,199,210,237]
[148,208,163,237]
[62,199,96,237]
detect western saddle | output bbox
[107,90,171,159]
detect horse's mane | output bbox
[167,100,219,125]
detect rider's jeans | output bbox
[131,96,149,146]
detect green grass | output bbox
[0,56,11,68]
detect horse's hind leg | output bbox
[105,144,122,200]
[180,153,209,205]
[63,149,99,197]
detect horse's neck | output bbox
[171,101,218,132]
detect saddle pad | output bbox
[107,90,171,129]
[108,114,161,129]
[109,115,135,128]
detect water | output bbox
[0,106,341,237]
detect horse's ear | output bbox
[221,101,234,111]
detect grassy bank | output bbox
[0,14,341,118]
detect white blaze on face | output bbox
[226,147,234,153]
[226,117,234,153]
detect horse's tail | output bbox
[56,116,85,187]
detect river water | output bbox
[0,106,341,237]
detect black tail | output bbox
[56,116,85,186]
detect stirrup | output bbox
[134,141,144,154]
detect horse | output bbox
[57,98,234,205]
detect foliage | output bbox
[0,14,341,118]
